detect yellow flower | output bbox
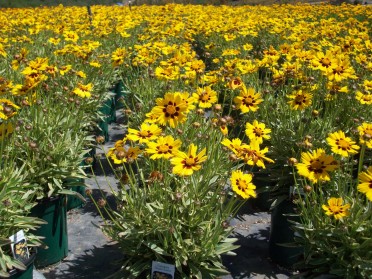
[230,170,256,199]
[192,86,218,108]
[127,123,162,144]
[358,166,372,201]
[76,71,86,79]
[245,120,271,144]
[287,90,312,110]
[146,92,189,128]
[171,144,207,176]
[63,30,79,43]
[357,122,372,148]
[355,92,372,105]
[238,141,274,169]
[112,48,127,67]
[155,65,180,80]
[233,86,263,114]
[220,125,228,136]
[107,144,141,165]
[221,138,244,155]
[0,99,20,120]
[322,197,350,220]
[72,83,93,98]
[327,130,360,157]
[145,135,182,160]
[59,65,72,76]
[0,122,14,140]
[296,148,339,183]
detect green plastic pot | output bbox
[64,178,86,211]
[99,96,116,124]
[98,119,109,143]
[30,196,68,268]
[269,199,303,268]
[8,252,36,279]
[114,81,127,109]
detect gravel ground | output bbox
[36,111,294,279]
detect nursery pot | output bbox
[114,81,126,109]
[64,178,86,211]
[99,96,116,124]
[8,252,36,279]
[30,196,68,268]
[269,199,303,268]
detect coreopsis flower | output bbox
[233,86,263,114]
[230,170,256,199]
[48,38,60,45]
[220,125,228,136]
[238,141,274,169]
[184,60,205,74]
[357,122,372,148]
[107,145,141,165]
[326,130,360,157]
[145,135,182,160]
[63,30,79,43]
[171,144,207,176]
[222,49,240,56]
[89,61,101,68]
[45,65,58,77]
[287,90,313,110]
[76,71,86,79]
[243,43,253,51]
[155,65,180,80]
[59,65,72,76]
[311,50,334,72]
[221,138,245,155]
[245,120,271,144]
[322,197,350,220]
[326,58,357,82]
[192,86,218,108]
[127,123,162,144]
[0,43,6,57]
[236,59,257,75]
[358,166,372,201]
[0,99,20,120]
[362,80,372,91]
[72,83,93,98]
[355,91,372,105]
[227,77,244,90]
[223,34,237,41]
[0,122,14,140]
[145,92,189,128]
[112,48,127,67]
[296,148,339,183]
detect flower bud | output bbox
[192,122,201,128]
[303,185,312,193]
[288,157,298,166]
[96,135,105,144]
[196,109,204,115]
[85,157,94,164]
[29,141,38,149]
[97,198,106,208]
[312,110,319,117]
[213,104,222,111]
[85,188,92,196]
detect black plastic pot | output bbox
[269,199,303,268]
[8,252,36,279]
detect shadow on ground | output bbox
[43,243,123,279]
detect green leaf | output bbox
[0,270,9,278]
[9,259,26,271]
